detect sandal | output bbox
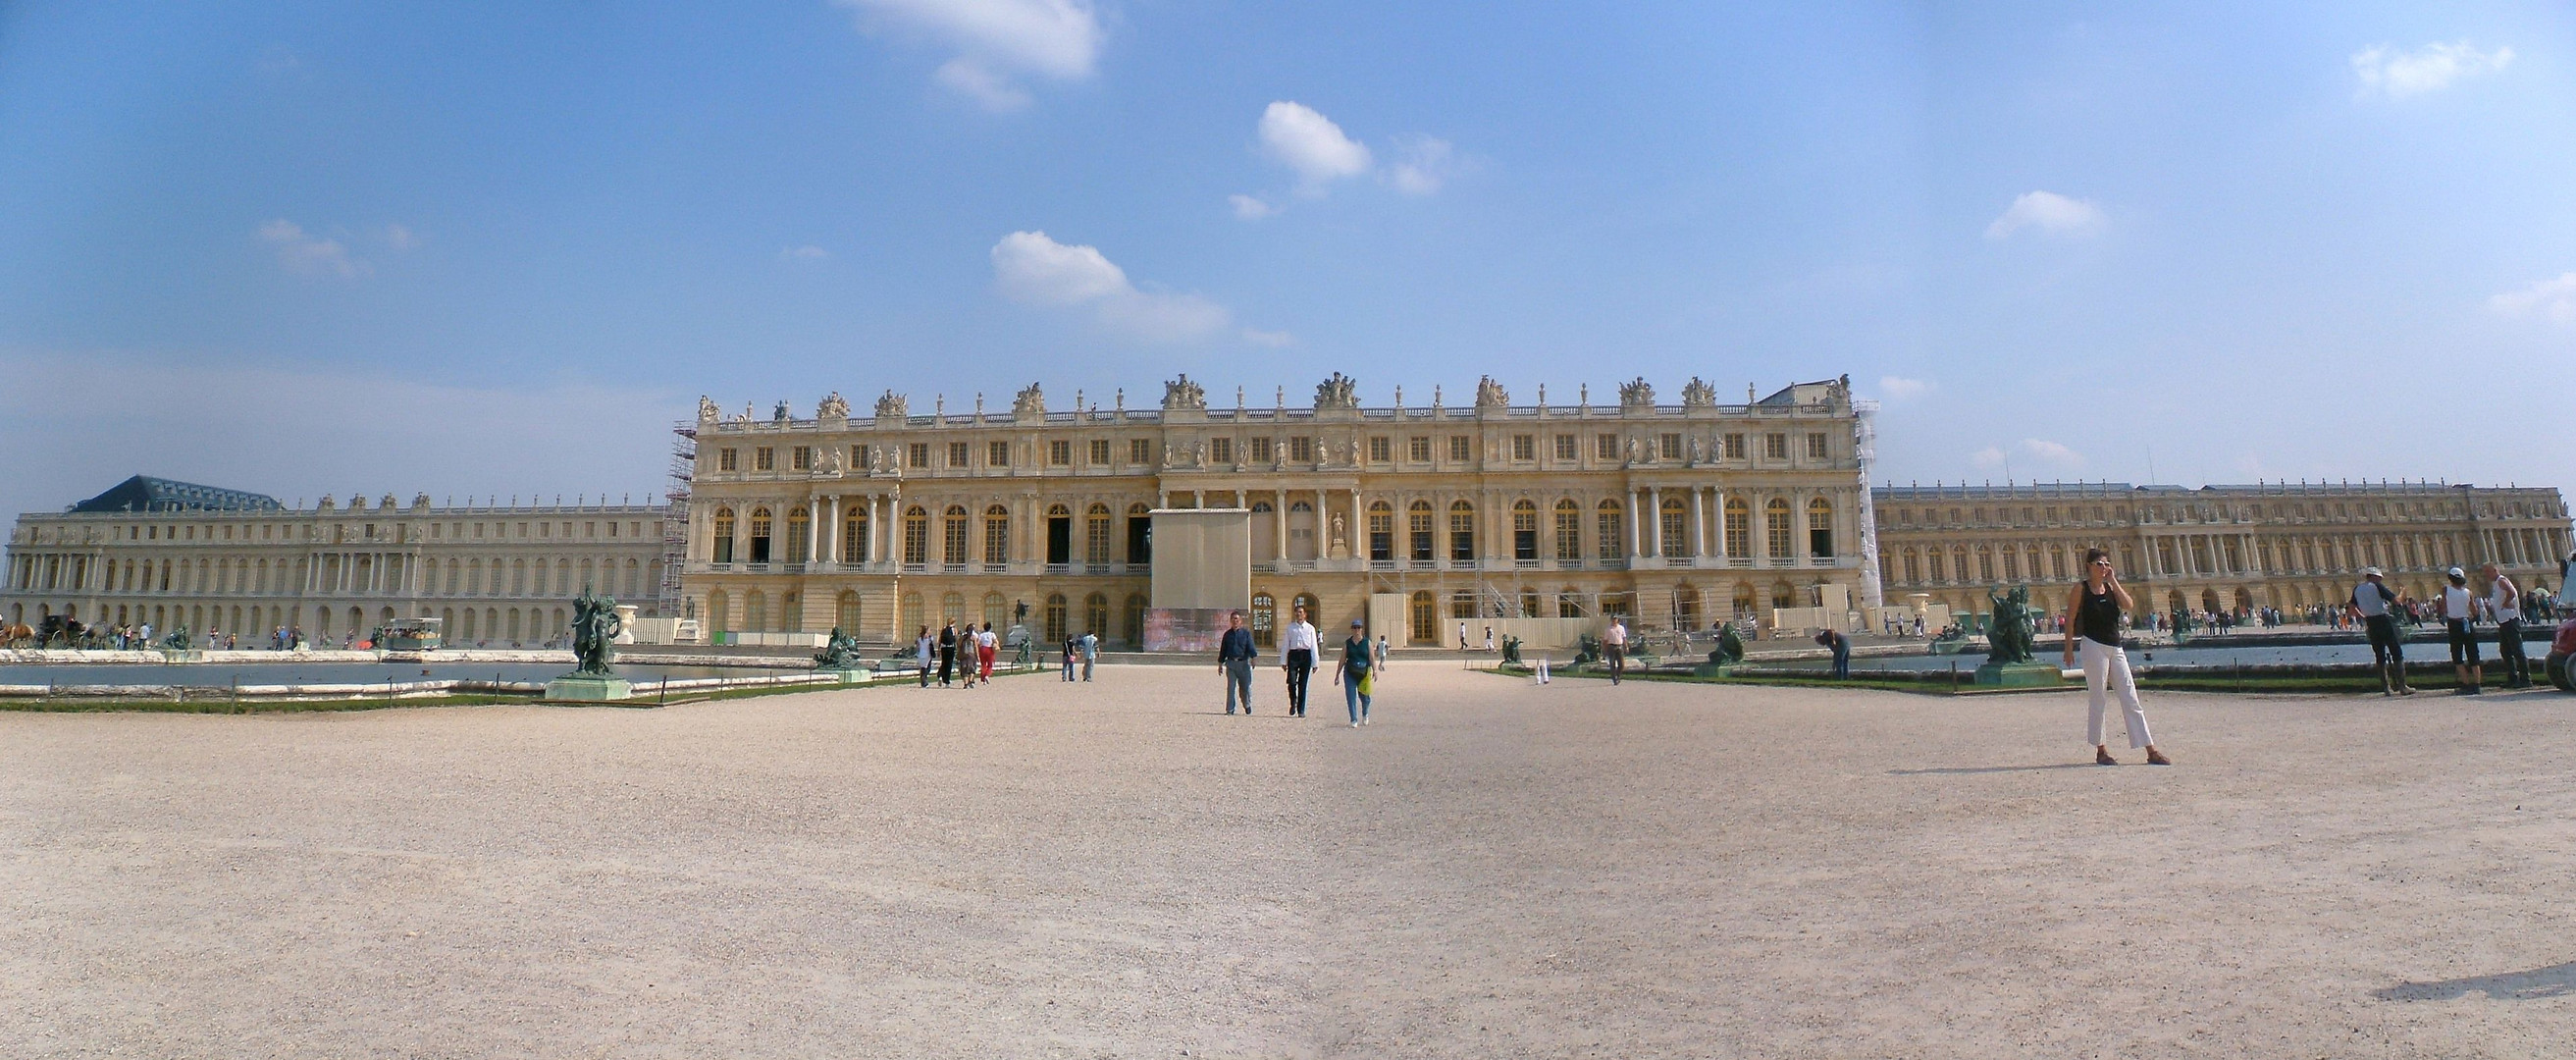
[2095,748,2118,766]
[2145,749,2173,767]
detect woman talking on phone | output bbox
[2064,548,2172,767]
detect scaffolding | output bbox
[661,420,695,618]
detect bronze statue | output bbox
[814,626,863,670]
[1986,585,2037,664]
[1710,623,1746,666]
[569,587,622,677]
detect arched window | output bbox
[1045,504,1073,566]
[555,558,572,596]
[1043,593,1068,643]
[1556,588,1585,617]
[1599,500,1625,560]
[1085,504,1113,566]
[900,592,923,636]
[745,591,767,632]
[1084,592,1109,636]
[1771,582,1797,610]
[903,506,928,566]
[1407,501,1436,561]
[943,506,970,568]
[1674,584,1702,628]
[1367,501,1394,561]
[982,591,1007,628]
[1903,549,1919,584]
[459,607,479,640]
[843,506,867,564]
[1554,500,1582,561]
[1807,498,1834,558]
[1724,497,1751,557]
[1408,590,1436,643]
[786,506,811,563]
[747,507,773,563]
[1449,500,1476,561]
[1123,594,1146,647]
[1976,548,1994,583]
[1764,498,1793,558]
[1660,496,1688,558]
[983,505,1010,565]
[510,558,528,595]
[941,592,965,626]
[1451,588,1477,620]
[836,591,862,633]
[1512,500,1540,560]
[1251,591,1277,648]
[1126,504,1153,565]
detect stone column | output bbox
[1690,488,1706,559]
[804,504,820,565]
[1274,491,1288,561]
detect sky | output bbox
[2,1,2572,523]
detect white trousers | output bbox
[2078,638,2153,749]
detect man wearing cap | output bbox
[2440,566,2484,695]
[1218,610,1257,714]
[2349,566,2412,696]
[2481,563,2531,689]
[1334,619,1375,727]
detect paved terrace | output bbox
[3,666,2571,1057]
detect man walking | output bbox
[2482,563,2531,689]
[1079,629,1098,682]
[2349,566,2412,696]
[1219,610,1256,714]
[2441,566,2483,695]
[1603,616,1628,685]
[1282,602,1320,717]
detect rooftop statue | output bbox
[1163,374,1207,411]
[1315,372,1359,410]
[1618,377,1656,409]
[873,390,908,419]
[771,400,791,423]
[1474,375,1509,409]
[1013,382,1046,418]
[1682,377,1717,408]
[818,392,850,419]
[699,396,721,421]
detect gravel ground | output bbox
[3,663,2573,1058]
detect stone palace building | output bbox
[1873,480,2572,621]
[679,375,1881,648]
[2,476,668,645]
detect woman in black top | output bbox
[2062,548,2170,766]
[1333,619,1375,727]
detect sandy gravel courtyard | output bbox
[5,663,2574,1058]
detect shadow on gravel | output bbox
[1889,764,2098,775]
[2378,962,2576,1001]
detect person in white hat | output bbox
[2480,563,2531,689]
[2439,566,2483,695]
[2348,566,2411,696]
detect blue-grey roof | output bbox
[68,476,284,514]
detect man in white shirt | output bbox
[2440,566,2483,695]
[1281,603,1320,717]
[1603,617,1629,685]
[2348,567,2411,696]
[2481,563,2530,689]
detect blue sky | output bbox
[2,1,2571,521]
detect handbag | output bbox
[1358,671,1374,697]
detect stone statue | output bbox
[1013,383,1045,418]
[1315,372,1359,410]
[1618,377,1656,409]
[569,587,623,677]
[1475,375,1508,409]
[772,400,791,423]
[1986,585,2037,664]
[698,396,720,421]
[1162,374,1207,411]
[1687,436,1704,463]
[873,390,908,419]
[1623,436,1639,463]
[818,445,842,473]
[818,392,850,419]
[1330,512,1346,550]
[1681,377,1717,408]
[814,626,863,670]
[1710,623,1746,666]
[1189,440,1204,465]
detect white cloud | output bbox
[1229,193,1278,221]
[258,219,366,278]
[1971,438,2084,474]
[1971,446,2006,469]
[1984,191,2105,239]
[2489,272,2576,323]
[1386,134,1455,195]
[835,0,1103,111]
[989,231,1234,344]
[1240,328,1294,347]
[1259,101,1373,190]
[780,245,831,262]
[2352,40,2512,98]
[2018,438,2083,468]
[383,224,419,250]
[1877,376,1932,400]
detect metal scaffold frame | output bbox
[661,421,695,618]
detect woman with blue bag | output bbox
[1335,619,1376,727]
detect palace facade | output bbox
[679,375,1879,647]
[1873,481,2572,620]
[2,476,670,645]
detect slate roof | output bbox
[67,476,285,514]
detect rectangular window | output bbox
[1408,436,1432,462]
[1047,439,1071,465]
[1368,436,1391,463]
[1554,507,1581,560]
[1659,434,1681,460]
[948,442,970,467]
[1290,436,1313,462]
[1251,437,1274,463]
[1448,436,1471,462]
[1449,507,1475,561]
[909,443,930,467]
[1598,509,1623,560]
[1553,434,1576,461]
[851,445,868,469]
[718,449,738,471]
[1597,433,1618,459]
[1210,437,1235,464]
[755,448,775,471]
[1724,434,1746,459]
[1807,432,1828,459]
[1409,508,1434,561]
[1088,439,1111,465]
[1764,433,1787,459]
[791,447,812,471]
[1512,435,1535,461]
[992,441,1013,467]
